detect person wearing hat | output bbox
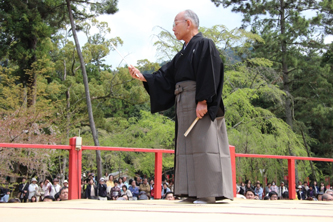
[28,178,39,201]
[52,178,61,196]
[278,181,288,199]
[63,180,68,188]
[97,177,107,201]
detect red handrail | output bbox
[2,139,333,200]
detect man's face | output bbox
[43,198,53,202]
[22,179,26,183]
[166,194,174,200]
[172,12,189,41]
[281,183,284,187]
[60,189,68,200]
[131,181,136,187]
[270,194,278,200]
[150,180,154,185]
[123,177,127,182]
[245,191,255,199]
[143,179,148,185]
[99,180,104,184]
[89,179,93,185]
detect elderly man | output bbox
[322,193,333,201]
[139,178,151,198]
[128,9,233,204]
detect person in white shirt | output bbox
[52,178,62,195]
[28,178,39,201]
[42,179,52,197]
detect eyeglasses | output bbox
[173,20,187,28]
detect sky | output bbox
[95,0,243,68]
[81,0,333,69]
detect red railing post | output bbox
[288,158,296,200]
[229,145,237,197]
[154,151,163,199]
[68,137,82,200]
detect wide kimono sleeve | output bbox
[194,38,224,121]
[142,59,175,113]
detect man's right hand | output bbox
[128,65,147,82]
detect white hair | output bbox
[184,9,199,28]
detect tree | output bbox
[65,0,118,180]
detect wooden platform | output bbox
[1,198,332,221]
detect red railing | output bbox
[1,138,333,200]
[229,147,333,199]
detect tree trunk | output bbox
[66,0,102,180]
[301,128,316,181]
[280,0,298,182]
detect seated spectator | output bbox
[54,192,60,201]
[97,178,108,201]
[312,181,319,194]
[278,181,288,199]
[254,182,263,200]
[138,191,149,200]
[307,186,316,198]
[106,175,114,196]
[28,178,39,201]
[117,194,128,201]
[139,178,151,198]
[239,182,246,195]
[0,182,11,203]
[245,189,256,199]
[30,196,37,202]
[128,180,139,200]
[149,179,154,190]
[123,177,129,188]
[43,195,54,202]
[169,181,174,192]
[318,182,326,194]
[63,180,69,188]
[42,179,52,197]
[265,183,272,196]
[269,191,278,200]
[325,189,333,195]
[297,185,305,200]
[161,183,171,199]
[36,181,44,202]
[18,177,29,203]
[8,198,21,203]
[165,192,175,200]
[59,187,68,201]
[245,180,253,192]
[118,178,124,188]
[121,185,132,200]
[263,196,270,200]
[85,179,98,199]
[110,180,121,200]
[271,181,278,193]
[322,193,333,201]
[150,184,155,200]
[136,177,142,186]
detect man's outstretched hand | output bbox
[128,65,147,82]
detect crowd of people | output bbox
[2,174,333,203]
[0,177,69,203]
[237,180,333,201]
[0,173,175,203]
[81,173,175,201]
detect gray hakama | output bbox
[174,81,233,200]
[142,33,233,200]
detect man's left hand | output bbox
[196,100,207,119]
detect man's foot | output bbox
[178,197,196,203]
[193,197,216,204]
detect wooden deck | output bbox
[1,198,332,221]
